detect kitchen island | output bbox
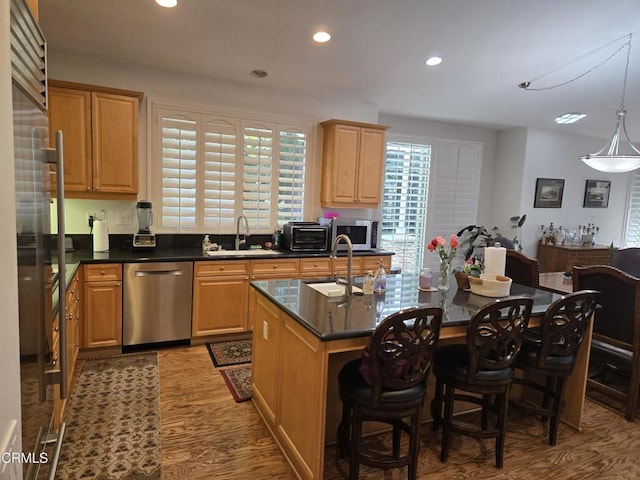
[249,274,592,480]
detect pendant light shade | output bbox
[580,34,640,173]
[580,109,640,173]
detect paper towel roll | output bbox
[484,245,506,276]
[93,220,109,252]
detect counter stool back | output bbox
[505,250,540,288]
[431,296,533,468]
[511,290,599,445]
[337,306,443,480]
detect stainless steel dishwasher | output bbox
[123,262,193,346]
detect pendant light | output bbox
[580,33,640,173]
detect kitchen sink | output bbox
[305,281,363,296]
[205,249,283,256]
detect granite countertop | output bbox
[250,273,561,341]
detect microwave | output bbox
[282,222,329,251]
[319,218,377,251]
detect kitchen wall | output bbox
[494,127,631,257]
[1,0,24,468]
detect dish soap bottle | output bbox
[363,271,375,294]
[202,235,211,252]
[373,260,387,293]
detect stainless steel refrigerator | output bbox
[11,0,67,478]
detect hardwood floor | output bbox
[159,345,640,479]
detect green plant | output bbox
[457,214,527,259]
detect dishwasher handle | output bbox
[134,269,184,277]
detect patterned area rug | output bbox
[206,339,252,367]
[220,365,253,403]
[56,352,161,480]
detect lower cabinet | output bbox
[54,267,82,428]
[82,263,122,348]
[192,260,251,336]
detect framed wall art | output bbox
[583,179,610,208]
[534,178,565,208]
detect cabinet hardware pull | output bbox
[100,270,106,275]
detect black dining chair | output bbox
[505,250,540,288]
[511,290,600,445]
[337,306,443,480]
[431,296,533,468]
[573,265,640,421]
[611,247,640,278]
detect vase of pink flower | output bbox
[427,234,459,291]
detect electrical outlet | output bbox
[117,213,133,225]
[262,321,268,341]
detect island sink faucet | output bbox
[235,214,250,250]
[330,234,353,296]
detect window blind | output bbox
[624,171,640,246]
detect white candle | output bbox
[484,245,506,276]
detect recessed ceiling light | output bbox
[313,31,331,43]
[555,113,587,124]
[425,56,442,66]
[155,0,177,7]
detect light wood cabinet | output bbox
[320,119,389,208]
[83,264,122,348]
[54,268,82,428]
[250,258,300,280]
[48,80,143,199]
[192,261,251,336]
[536,243,610,273]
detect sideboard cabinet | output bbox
[536,243,610,273]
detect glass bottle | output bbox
[363,271,375,294]
[202,234,211,251]
[373,261,387,293]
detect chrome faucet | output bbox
[330,234,353,296]
[235,214,250,250]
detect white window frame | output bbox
[380,133,483,274]
[148,99,314,234]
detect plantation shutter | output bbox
[624,171,640,246]
[380,142,431,274]
[242,122,274,231]
[425,141,482,270]
[203,117,238,232]
[278,128,307,225]
[153,102,310,232]
[159,111,198,229]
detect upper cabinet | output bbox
[48,80,143,199]
[320,119,389,208]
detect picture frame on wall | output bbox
[583,179,611,208]
[534,177,565,208]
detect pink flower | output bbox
[435,236,446,247]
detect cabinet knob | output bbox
[220,266,225,271]
[86,187,91,191]
[314,263,319,267]
[52,355,58,366]
[53,325,59,332]
[100,270,106,275]
[116,282,121,287]
[273,265,277,269]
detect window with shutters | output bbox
[153,104,310,233]
[624,171,640,246]
[380,136,482,274]
[380,141,431,274]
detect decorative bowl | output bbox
[468,274,512,297]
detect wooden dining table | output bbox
[539,271,574,294]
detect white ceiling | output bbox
[38,0,640,139]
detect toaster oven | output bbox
[282,222,329,251]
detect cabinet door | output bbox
[91,92,139,194]
[321,124,360,205]
[48,87,92,193]
[192,275,249,336]
[356,128,385,204]
[83,281,122,348]
[251,292,283,428]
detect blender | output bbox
[133,201,156,249]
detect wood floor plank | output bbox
[158,345,640,479]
